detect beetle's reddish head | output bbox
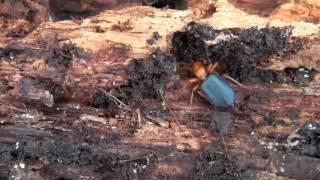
[192,61,207,80]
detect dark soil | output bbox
[288,121,320,158]
[172,22,315,86]
[127,49,176,101]
[47,42,84,70]
[142,0,188,10]
[194,150,243,179]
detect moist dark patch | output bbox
[172,22,311,85]
[209,111,232,135]
[288,108,299,122]
[47,42,84,69]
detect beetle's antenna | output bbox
[205,45,211,64]
[223,74,248,89]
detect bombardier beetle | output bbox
[186,61,235,107]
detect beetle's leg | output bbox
[207,62,218,74]
[190,83,200,107]
[183,78,200,108]
[183,78,199,91]
[196,90,206,98]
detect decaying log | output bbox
[1,0,320,179]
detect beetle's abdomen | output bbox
[200,74,235,107]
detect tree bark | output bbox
[0,0,320,179]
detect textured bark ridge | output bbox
[0,0,320,179]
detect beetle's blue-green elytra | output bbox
[201,74,235,107]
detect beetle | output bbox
[186,61,235,107]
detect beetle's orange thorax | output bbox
[192,61,207,80]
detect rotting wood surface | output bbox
[1,0,320,179]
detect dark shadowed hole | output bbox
[142,0,188,10]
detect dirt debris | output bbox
[127,48,176,102]
[0,135,158,179]
[143,106,170,121]
[0,41,85,70]
[187,21,216,40]
[0,0,50,37]
[146,31,162,46]
[288,121,320,158]
[208,26,301,65]
[0,44,25,60]
[172,22,315,86]
[0,121,180,179]
[110,20,133,32]
[91,49,176,123]
[12,77,68,107]
[93,48,176,108]
[47,42,84,69]
[5,27,27,38]
[284,66,317,86]
[194,149,243,179]
[172,26,207,64]
[90,88,132,119]
[18,78,55,107]
[173,22,302,65]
